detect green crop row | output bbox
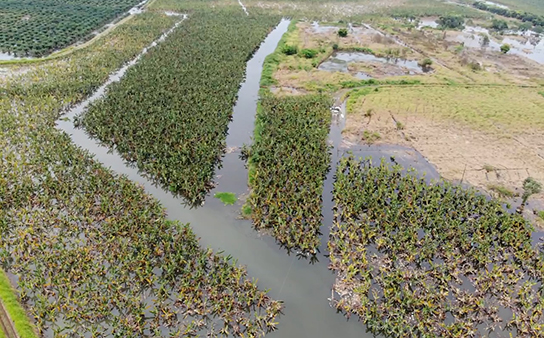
[329,155,544,337]
[247,94,332,257]
[81,9,281,206]
[0,0,144,57]
[0,9,282,336]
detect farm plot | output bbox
[0,9,282,337]
[0,0,144,57]
[329,155,544,337]
[81,10,281,206]
[247,94,332,256]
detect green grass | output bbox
[0,270,38,338]
[214,192,237,205]
[261,19,297,87]
[345,86,544,133]
[241,203,253,218]
[537,210,544,220]
[362,130,381,143]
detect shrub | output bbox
[300,48,318,59]
[418,58,433,68]
[332,43,339,50]
[491,19,508,31]
[281,44,298,55]
[437,15,464,29]
[522,177,542,205]
[500,43,511,54]
[480,34,490,47]
[338,28,348,37]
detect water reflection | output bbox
[319,51,426,75]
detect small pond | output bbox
[311,21,339,33]
[418,18,439,29]
[319,51,426,75]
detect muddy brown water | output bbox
[53,15,544,338]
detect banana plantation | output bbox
[1,0,544,336]
[247,94,332,256]
[0,0,143,57]
[329,155,544,337]
[81,10,281,206]
[0,9,283,337]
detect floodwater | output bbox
[53,12,544,338]
[311,21,339,33]
[56,17,374,338]
[319,51,425,75]
[449,25,544,64]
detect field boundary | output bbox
[0,270,37,338]
[0,299,17,338]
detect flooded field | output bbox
[53,15,463,337]
[417,17,439,29]
[55,18,386,338]
[4,0,544,333]
[448,25,544,64]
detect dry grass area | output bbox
[343,85,544,211]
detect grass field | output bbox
[346,85,544,133]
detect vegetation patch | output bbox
[247,94,332,256]
[81,10,280,206]
[487,183,515,198]
[261,19,297,87]
[329,155,544,337]
[474,1,544,30]
[214,192,237,205]
[0,0,143,57]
